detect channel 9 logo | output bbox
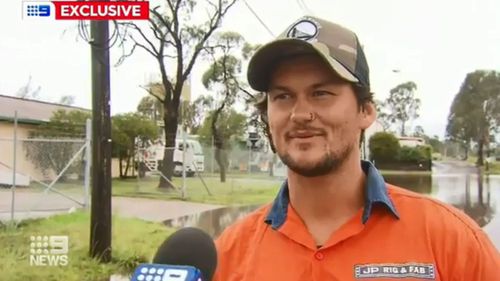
[21,1,149,20]
[29,235,69,266]
[23,2,54,19]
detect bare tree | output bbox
[59,95,76,105]
[16,75,41,99]
[119,0,238,188]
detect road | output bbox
[432,161,500,249]
[432,160,479,174]
[0,189,222,222]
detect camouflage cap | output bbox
[247,16,370,91]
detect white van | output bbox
[173,139,205,176]
[135,137,204,177]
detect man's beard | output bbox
[278,142,354,177]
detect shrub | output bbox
[399,147,421,162]
[398,145,432,163]
[369,132,401,163]
[419,145,432,160]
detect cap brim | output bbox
[247,39,359,92]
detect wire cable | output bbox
[242,0,275,37]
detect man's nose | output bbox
[290,99,315,123]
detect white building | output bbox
[398,136,426,147]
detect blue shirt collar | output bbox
[265,160,399,229]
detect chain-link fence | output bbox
[135,141,286,180]
[201,142,286,178]
[124,133,285,202]
[0,112,90,223]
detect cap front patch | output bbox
[286,19,320,42]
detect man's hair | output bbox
[255,83,374,153]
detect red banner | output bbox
[52,1,149,20]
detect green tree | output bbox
[368,132,401,163]
[119,0,238,188]
[427,135,444,155]
[410,126,444,155]
[179,95,214,134]
[24,110,91,181]
[111,113,158,178]
[374,99,391,131]
[412,125,425,138]
[384,81,421,136]
[201,31,256,182]
[139,87,207,134]
[137,95,163,123]
[197,108,247,178]
[446,70,500,165]
[197,109,247,147]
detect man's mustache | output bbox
[286,126,326,138]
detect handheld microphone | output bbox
[130,227,217,281]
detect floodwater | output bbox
[164,162,500,249]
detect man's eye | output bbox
[273,93,291,100]
[312,91,332,97]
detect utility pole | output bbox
[89,18,112,262]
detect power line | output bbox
[296,0,307,14]
[242,0,275,37]
[297,0,315,15]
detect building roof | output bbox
[0,95,89,125]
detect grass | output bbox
[467,156,500,175]
[9,180,89,198]
[112,175,282,206]
[112,170,438,205]
[488,162,500,174]
[0,211,174,281]
[13,166,465,210]
[199,171,279,179]
[379,170,432,175]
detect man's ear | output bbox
[360,102,376,130]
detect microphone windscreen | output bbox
[153,227,217,281]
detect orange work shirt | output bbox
[213,161,500,281]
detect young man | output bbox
[213,16,500,280]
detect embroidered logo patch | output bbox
[354,263,435,279]
[286,18,320,42]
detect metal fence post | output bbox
[248,147,251,175]
[182,128,187,199]
[84,118,92,209]
[211,136,215,174]
[10,111,18,223]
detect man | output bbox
[213,16,500,280]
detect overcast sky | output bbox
[1,0,499,139]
